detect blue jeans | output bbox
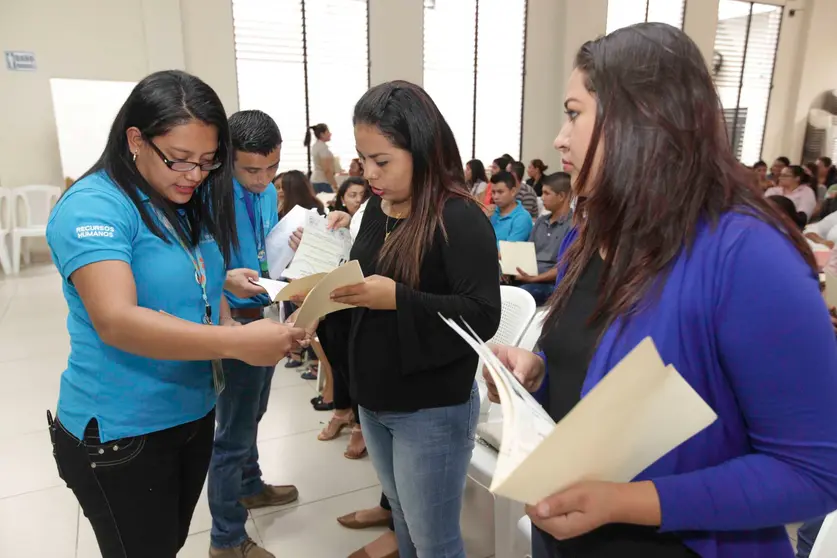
[797,517,825,557]
[312,182,332,194]
[520,282,555,306]
[360,384,480,558]
[208,356,275,548]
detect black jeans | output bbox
[50,410,215,558]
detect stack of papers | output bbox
[441,315,717,505]
[255,261,364,329]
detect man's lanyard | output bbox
[244,192,269,278]
[153,208,225,394]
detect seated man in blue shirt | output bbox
[208,110,297,558]
[490,170,533,243]
[516,172,573,305]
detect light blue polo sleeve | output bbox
[47,187,138,281]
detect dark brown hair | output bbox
[278,170,324,218]
[353,80,471,288]
[546,23,814,332]
[531,159,548,173]
[304,123,329,148]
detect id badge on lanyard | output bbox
[156,209,225,394]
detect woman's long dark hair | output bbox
[466,159,488,187]
[353,81,472,288]
[304,123,329,148]
[278,170,324,217]
[334,176,372,214]
[546,23,814,333]
[79,70,237,263]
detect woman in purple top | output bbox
[485,23,837,558]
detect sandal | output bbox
[344,425,368,459]
[318,413,354,441]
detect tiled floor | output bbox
[0,262,495,557]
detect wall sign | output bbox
[5,51,37,71]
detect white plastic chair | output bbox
[11,185,61,274]
[811,511,837,558]
[517,308,548,352]
[468,286,536,558]
[476,286,538,418]
[516,515,532,558]
[0,189,12,275]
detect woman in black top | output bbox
[326,81,501,557]
[527,158,549,196]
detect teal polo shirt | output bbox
[46,170,225,442]
[490,201,534,244]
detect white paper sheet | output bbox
[440,316,718,505]
[253,278,288,302]
[265,205,308,280]
[283,210,352,280]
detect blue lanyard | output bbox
[249,193,269,278]
[153,208,211,324]
[153,207,225,394]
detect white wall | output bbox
[0,0,236,189]
[1,0,835,191]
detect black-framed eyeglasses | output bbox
[144,136,222,172]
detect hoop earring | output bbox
[132,151,137,163]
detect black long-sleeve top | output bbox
[342,194,501,412]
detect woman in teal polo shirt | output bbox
[46,70,305,558]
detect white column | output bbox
[180,0,240,114]
[141,0,186,72]
[521,0,607,169]
[683,0,720,67]
[368,0,424,87]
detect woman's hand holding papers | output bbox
[330,275,397,310]
[228,320,308,366]
[287,210,349,252]
[284,307,318,349]
[526,480,662,540]
[326,211,351,230]
[483,345,546,403]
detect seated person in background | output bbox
[768,155,790,184]
[491,155,514,176]
[508,160,540,219]
[764,165,817,219]
[767,195,807,230]
[490,171,533,243]
[753,160,772,192]
[515,172,573,305]
[806,209,837,249]
[348,158,364,178]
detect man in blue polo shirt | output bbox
[490,170,533,244]
[208,110,296,558]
